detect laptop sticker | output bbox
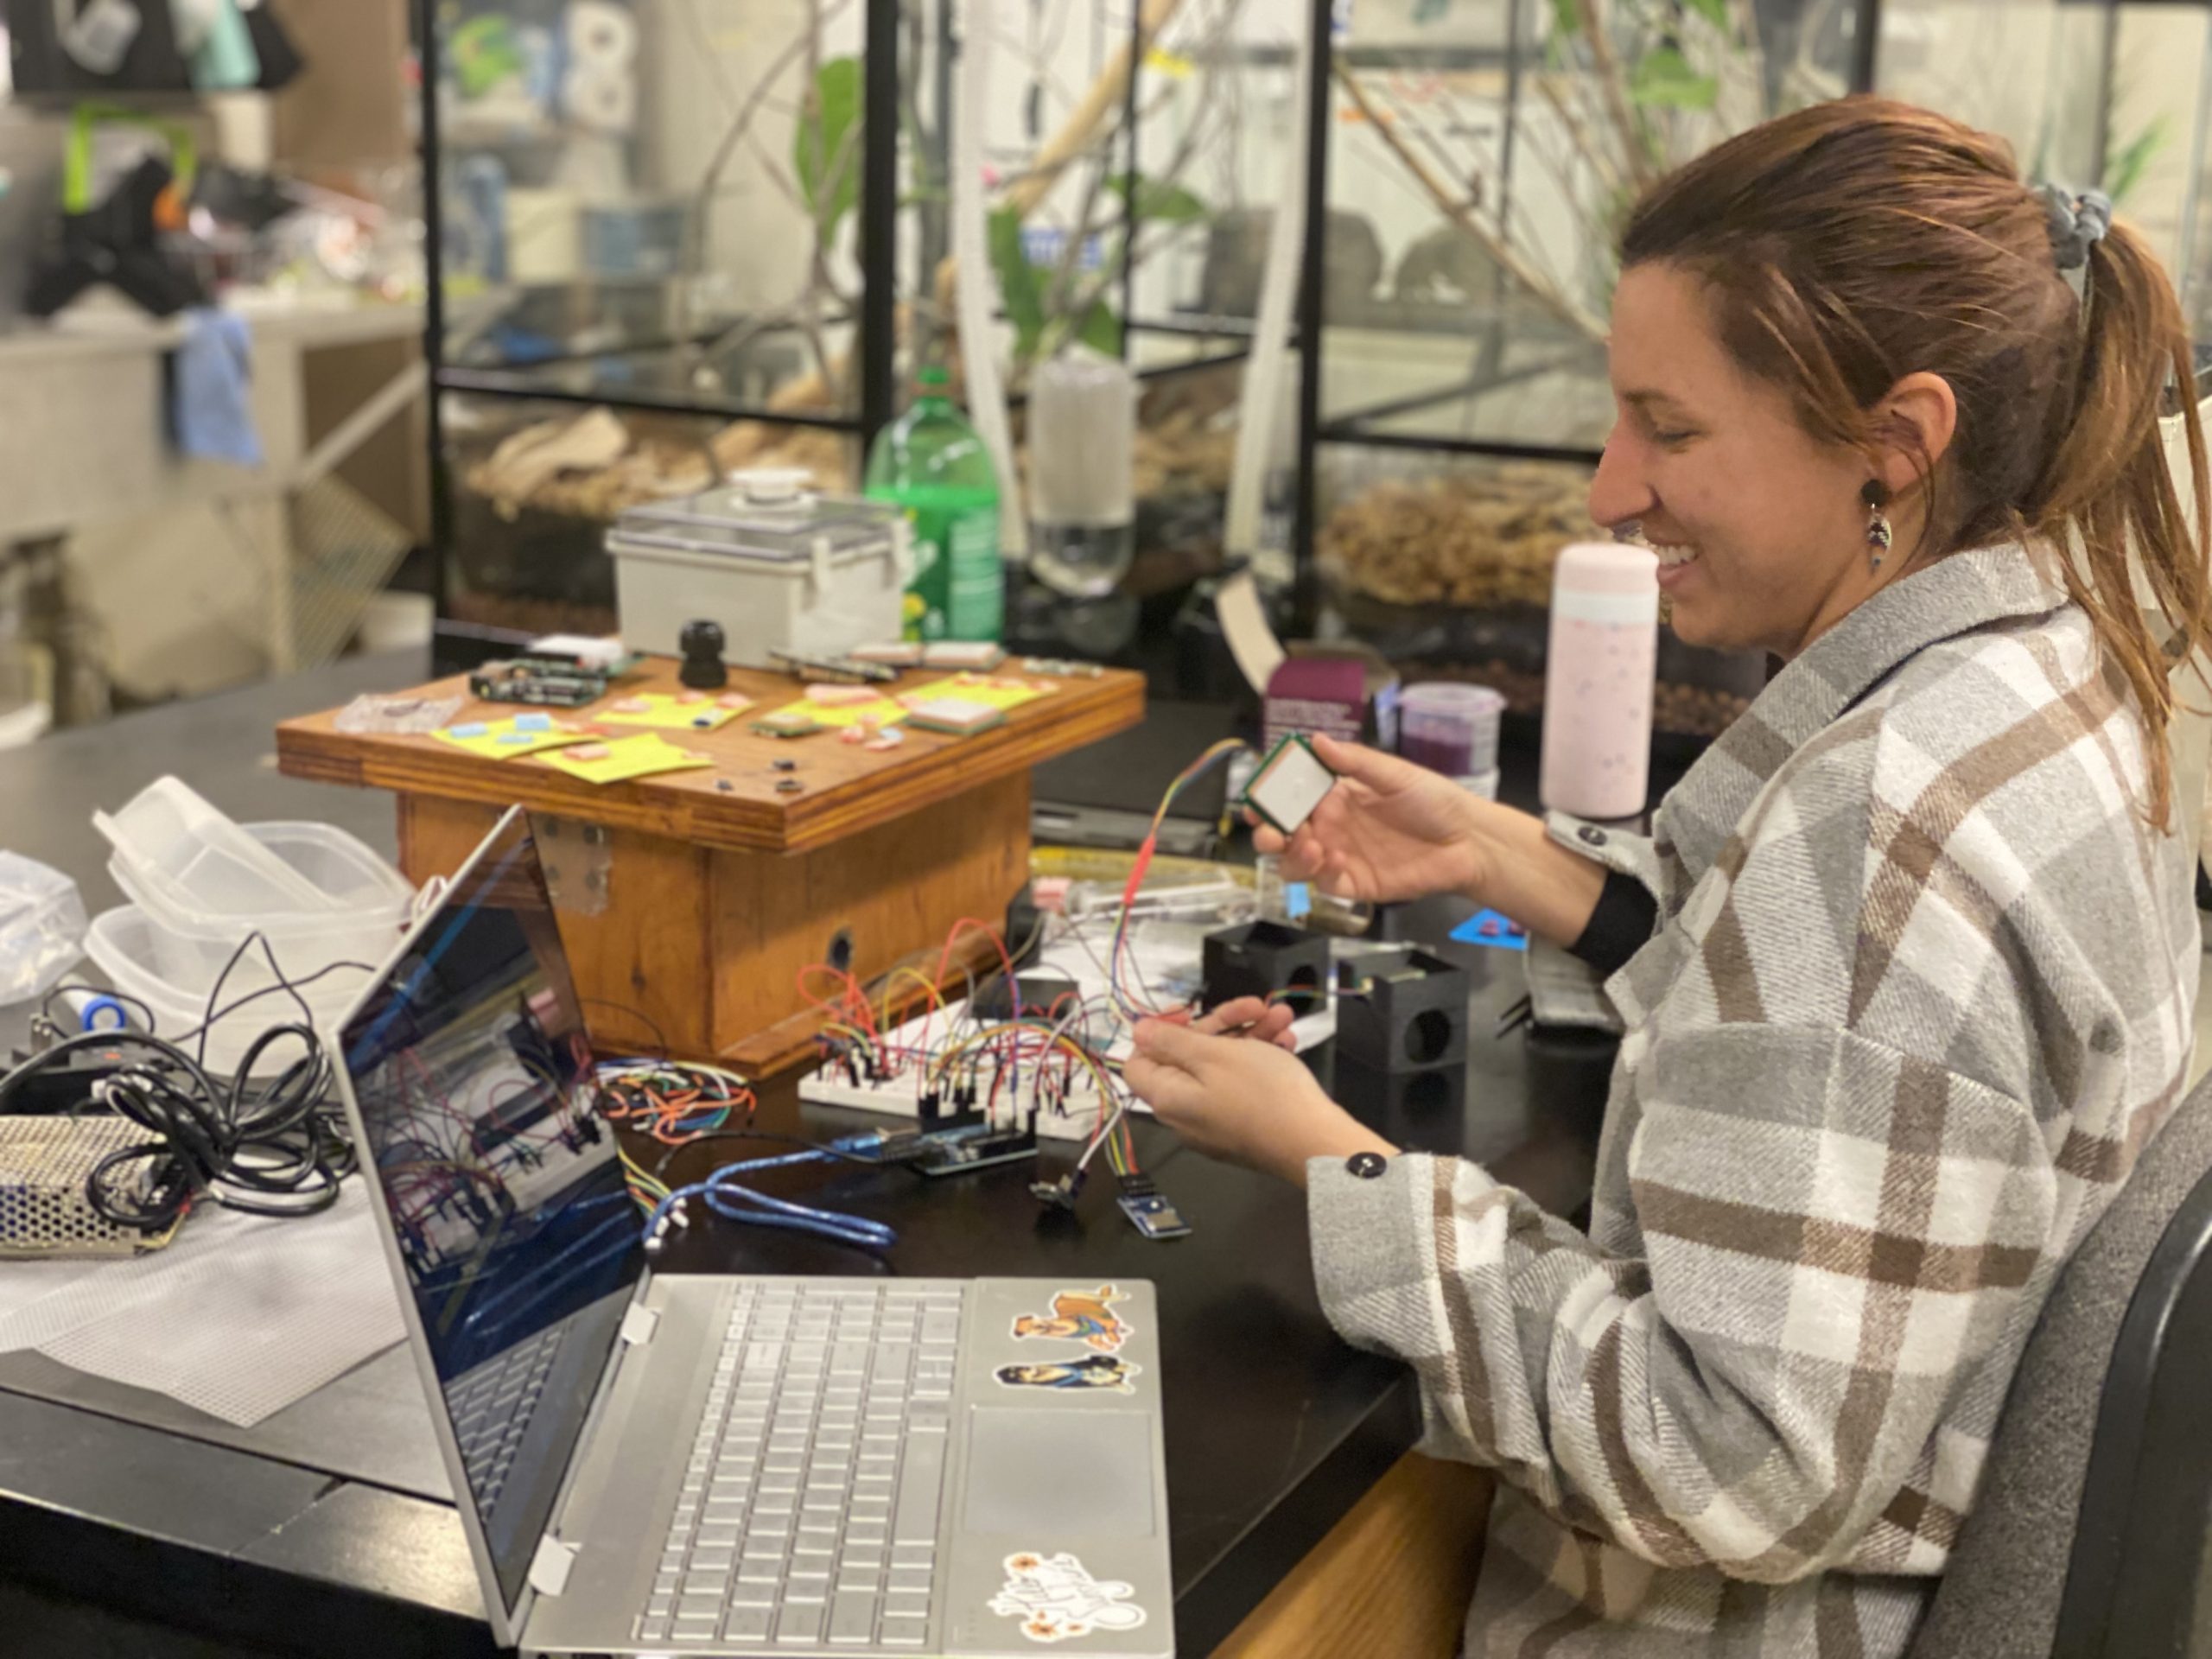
[1012,1284,1132,1353]
[990,1551,1149,1643]
[995,1355,1141,1394]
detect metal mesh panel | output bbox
[0,1117,175,1256]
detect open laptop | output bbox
[333,806,1173,1656]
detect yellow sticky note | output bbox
[597,692,750,733]
[899,674,1052,715]
[766,692,911,731]
[537,734,716,787]
[432,716,593,760]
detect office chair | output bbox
[1908,1067,2212,1658]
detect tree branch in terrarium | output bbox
[1333,63,1607,345]
[994,0,1191,222]
[1532,68,1625,201]
[671,0,855,387]
[1032,97,1229,366]
[1570,0,1662,191]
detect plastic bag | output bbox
[0,852,89,1004]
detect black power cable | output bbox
[3,932,366,1230]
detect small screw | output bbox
[772,759,798,773]
[777,778,804,794]
[715,779,734,792]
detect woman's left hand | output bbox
[1125,1017,1395,1186]
[1185,995,1300,1049]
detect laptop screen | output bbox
[340,810,641,1616]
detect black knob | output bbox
[678,619,728,690]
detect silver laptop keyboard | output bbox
[640,1282,963,1649]
[448,1324,564,1510]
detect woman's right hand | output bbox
[1255,734,1494,906]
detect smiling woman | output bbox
[1128,94,2212,1659]
[1602,97,2210,823]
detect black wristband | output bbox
[1569,868,1660,976]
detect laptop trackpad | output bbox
[962,1409,1156,1535]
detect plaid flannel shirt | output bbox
[1308,546,2201,1656]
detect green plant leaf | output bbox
[1549,0,1580,36]
[794,56,863,244]
[1075,301,1124,357]
[1630,45,1718,111]
[1685,0,1730,30]
[988,207,1046,361]
[2105,114,2169,207]
[1106,173,1208,226]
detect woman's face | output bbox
[1588,262,1874,659]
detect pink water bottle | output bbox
[1540,542,1658,819]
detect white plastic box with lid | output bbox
[106,821,415,998]
[606,468,913,666]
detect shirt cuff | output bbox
[1568,868,1661,977]
[1544,810,1663,895]
[1306,1152,1495,1351]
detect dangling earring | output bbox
[1862,480,1893,572]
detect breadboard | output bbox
[798,1005,1114,1143]
[798,993,1337,1142]
[0,1116,180,1257]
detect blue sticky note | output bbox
[448,721,488,739]
[514,712,553,732]
[1451,908,1529,950]
[497,732,534,746]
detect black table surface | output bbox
[0,655,1615,1658]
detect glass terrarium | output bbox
[1313,446,1765,758]
[1312,0,1874,458]
[423,0,914,644]
[442,390,856,638]
[1287,0,1876,753]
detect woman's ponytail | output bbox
[2029,217,2212,830]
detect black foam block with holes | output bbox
[1202,921,1333,1020]
[1333,949,1469,1073]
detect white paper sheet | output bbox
[0,1180,405,1427]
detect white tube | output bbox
[951,0,1028,560]
[1221,10,1316,564]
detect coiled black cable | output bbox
[2,931,364,1230]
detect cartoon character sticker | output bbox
[995,1355,1141,1393]
[1013,1284,1132,1354]
[989,1551,1148,1643]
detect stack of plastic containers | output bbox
[83,778,416,1075]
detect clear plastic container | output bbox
[107,822,414,999]
[94,778,335,917]
[85,906,375,1078]
[0,851,87,1002]
[1401,682,1505,779]
[1028,354,1136,599]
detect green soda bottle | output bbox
[863,366,1003,642]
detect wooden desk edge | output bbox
[273,671,1146,855]
[1209,1451,1494,1658]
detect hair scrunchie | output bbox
[2041,183,2113,272]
